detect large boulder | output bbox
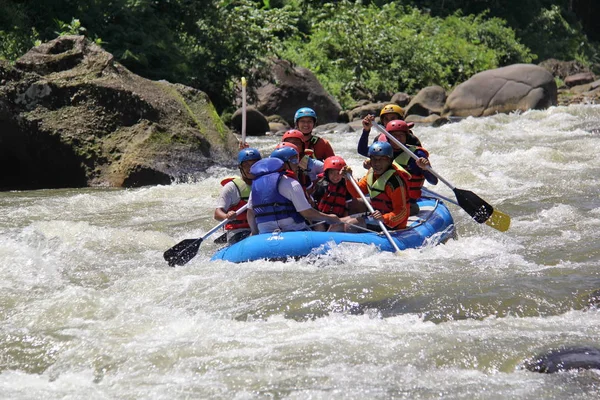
[404,85,447,117]
[346,102,388,121]
[442,64,557,118]
[390,92,411,107]
[230,106,270,136]
[255,59,342,126]
[0,35,238,190]
[564,71,596,88]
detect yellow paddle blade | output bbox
[485,209,511,232]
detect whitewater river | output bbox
[2,105,600,399]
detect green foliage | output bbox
[1,0,597,112]
[0,0,39,61]
[53,17,103,45]
[55,18,86,36]
[372,1,599,63]
[521,5,596,64]
[0,0,298,110]
[177,0,300,109]
[277,1,533,108]
[0,27,39,61]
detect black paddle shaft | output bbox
[454,188,494,223]
[163,238,203,267]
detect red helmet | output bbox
[275,141,300,155]
[323,156,347,171]
[385,119,413,133]
[282,129,306,142]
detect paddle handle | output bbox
[345,173,402,253]
[241,77,247,146]
[370,123,455,190]
[421,187,458,206]
[205,204,249,240]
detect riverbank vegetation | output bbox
[1,0,598,110]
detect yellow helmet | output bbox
[379,104,405,118]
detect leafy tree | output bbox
[1,0,597,113]
[383,0,599,64]
[0,0,299,111]
[0,0,39,60]
[182,0,300,109]
[277,1,533,108]
[520,5,596,63]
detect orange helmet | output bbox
[282,129,306,142]
[323,156,347,171]
[379,104,405,119]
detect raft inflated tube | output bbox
[525,346,600,373]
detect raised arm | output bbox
[357,114,375,157]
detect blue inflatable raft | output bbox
[211,197,455,263]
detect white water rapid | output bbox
[1,105,600,399]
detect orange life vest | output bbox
[366,164,411,213]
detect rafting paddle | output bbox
[421,187,510,232]
[370,123,510,232]
[241,77,247,146]
[163,204,249,267]
[213,232,228,244]
[345,172,402,254]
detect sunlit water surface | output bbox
[1,105,600,399]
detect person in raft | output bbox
[362,119,438,215]
[281,129,324,195]
[214,148,262,244]
[313,156,353,232]
[246,148,348,235]
[271,141,314,201]
[294,107,335,161]
[357,104,422,155]
[343,141,411,232]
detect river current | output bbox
[1,105,600,399]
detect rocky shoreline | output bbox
[239,58,599,134]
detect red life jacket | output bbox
[220,177,250,230]
[306,135,335,161]
[317,181,348,217]
[366,164,410,213]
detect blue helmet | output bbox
[294,107,317,125]
[270,146,299,164]
[238,148,262,164]
[368,141,393,158]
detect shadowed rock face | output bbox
[255,59,342,127]
[0,35,238,190]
